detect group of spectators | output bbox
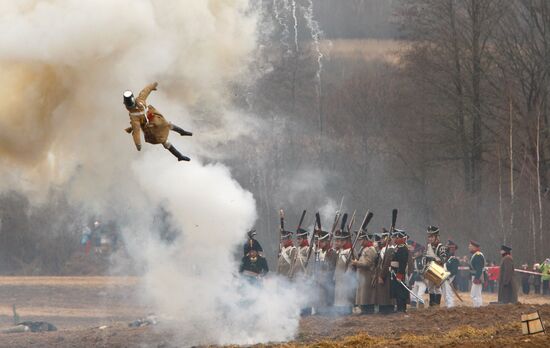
[519,260,550,295]
[80,220,120,256]
[452,256,550,296]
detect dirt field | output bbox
[0,277,549,347]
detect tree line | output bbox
[233,0,550,266]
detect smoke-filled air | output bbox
[2,0,550,347]
[0,0,302,346]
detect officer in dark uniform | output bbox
[243,229,263,256]
[409,243,426,308]
[239,245,269,284]
[442,240,459,308]
[390,230,409,313]
[445,240,460,278]
[469,240,485,307]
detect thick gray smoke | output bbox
[0,0,303,345]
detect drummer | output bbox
[424,226,448,306]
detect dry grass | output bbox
[0,276,138,287]
[276,324,550,348]
[0,277,549,347]
[318,39,408,64]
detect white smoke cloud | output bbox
[126,152,302,345]
[0,0,302,345]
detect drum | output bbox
[423,261,450,287]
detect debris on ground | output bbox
[129,314,158,328]
[1,321,57,334]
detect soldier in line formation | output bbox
[239,216,508,313]
[275,223,413,315]
[276,221,498,314]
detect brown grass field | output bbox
[320,39,406,64]
[0,276,549,347]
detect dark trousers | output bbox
[488,280,496,293]
[300,307,313,316]
[378,305,395,314]
[360,305,375,314]
[543,280,549,295]
[522,282,530,295]
[396,298,407,313]
[535,284,541,294]
[459,274,469,291]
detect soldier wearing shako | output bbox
[289,228,310,278]
[333,228,355,315]
[424,225,448,306]
[312,230,337,314]
[442,240,459,308]
[123,82,192,161]
[375,230,395,314]
[390,230,409,313]
[239,243,269,283]
[243,229,263,257]
[276,230,296,278]
[352,231,377,315]
[409,243,426,308]
[468,240,485,307]
[290,228,315,316]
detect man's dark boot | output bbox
[172,125,193,136]
[396,299,407,313]
[167,145,190,161]
[434,294,442,305]
[361,305,375,315]
[429,294,441,307]
[379,305,394,314]
[300,307,312,317]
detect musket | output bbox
[327,197,344,246]
[303,212,322,270]
[390,208,397,232]
[346,210,357,259]
[288,211,310,278]
[295,209,308,266]
[372,209,398,287]
[297,210,307,232]
[278,209,285,256]
[340,213,348,237]
[345,210,373,272]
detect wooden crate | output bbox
[521,311,545,335]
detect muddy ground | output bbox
[0,277,549,347]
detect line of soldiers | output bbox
[238,214,509,313]
[274,222,493,314]
[276,223,412,314]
